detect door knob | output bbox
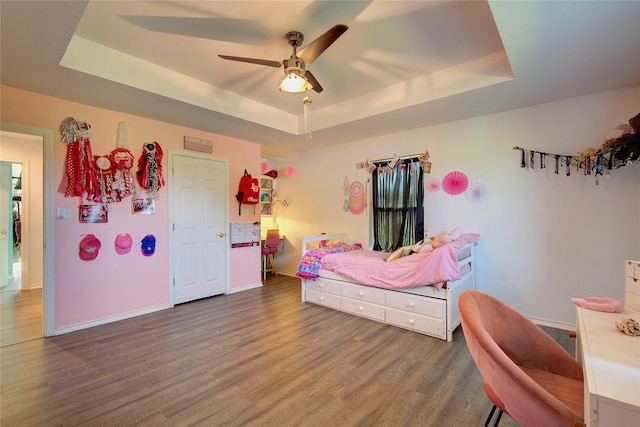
[217,232,225,237]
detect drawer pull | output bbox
[319,283,324,288]
[359,306,364,312]
[409,319,415,325]
[408,302,415,309]
[358,291,365,297]
[319,296,325,302]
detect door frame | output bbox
[1,122,55,337]
[168,150,229,306]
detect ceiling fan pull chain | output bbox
[304,93,313,141]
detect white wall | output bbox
[276,85,640,329]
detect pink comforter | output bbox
[319,236,476,290]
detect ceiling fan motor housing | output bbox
[283,58,306,76]
[286,31,304,47]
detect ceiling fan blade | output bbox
[218,55,282,68]
[304,70,323,93]
[297,24,348,65]
[119,16,271,43]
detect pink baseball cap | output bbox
[115,233,132,254]
[79,234,101,261]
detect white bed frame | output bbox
[300,233,476,341]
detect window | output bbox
[371,158,424,252]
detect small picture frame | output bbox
[79,204,108,223]
[132,198,155,215]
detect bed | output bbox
[298,233,477,341]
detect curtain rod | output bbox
[372,153,423,163]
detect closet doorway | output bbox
[1,130,45,346]
[1,161,23,291]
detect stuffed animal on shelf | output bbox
[616,317,640,336]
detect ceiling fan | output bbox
[218,24,348,94]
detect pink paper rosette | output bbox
[426,177,441,193]
[442,171,469,195]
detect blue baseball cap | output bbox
[141,234,156,256]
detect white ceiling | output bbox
[1,1,639,157]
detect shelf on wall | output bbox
[260,177,274,216]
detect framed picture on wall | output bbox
[79,204,108,223]
[132,198,155,214]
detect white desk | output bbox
[576,305,640,426]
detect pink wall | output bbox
[1,86,262,330]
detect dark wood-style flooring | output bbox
[1,275,574,426]
[0,287,42,347]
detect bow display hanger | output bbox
[514,113,640,185]
[58,118,138,205]
[514,135,639,185]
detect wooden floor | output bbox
[0,275,574,426]
[0,287,43,347]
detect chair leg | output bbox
[485,404,503,427]
[269,253,277,276]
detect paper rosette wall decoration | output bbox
[426,177,441,193]
[261,161,270,174]
[442,171,469,195]
[465,182,489,203]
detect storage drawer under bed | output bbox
[305,288,341,310]
[306,277,342,295]
[341,297,385,321]
[341,282,386,305]
[385,308,446,339]
[385,291,446,319]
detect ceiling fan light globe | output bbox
[279,73,312,93]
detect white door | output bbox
[172,154,227,304]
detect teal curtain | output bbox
[372,159,424,252]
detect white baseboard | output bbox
[227,282,263,294]
[528,315,575,332]
[53,304,172,335]
[274,270,298,278]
